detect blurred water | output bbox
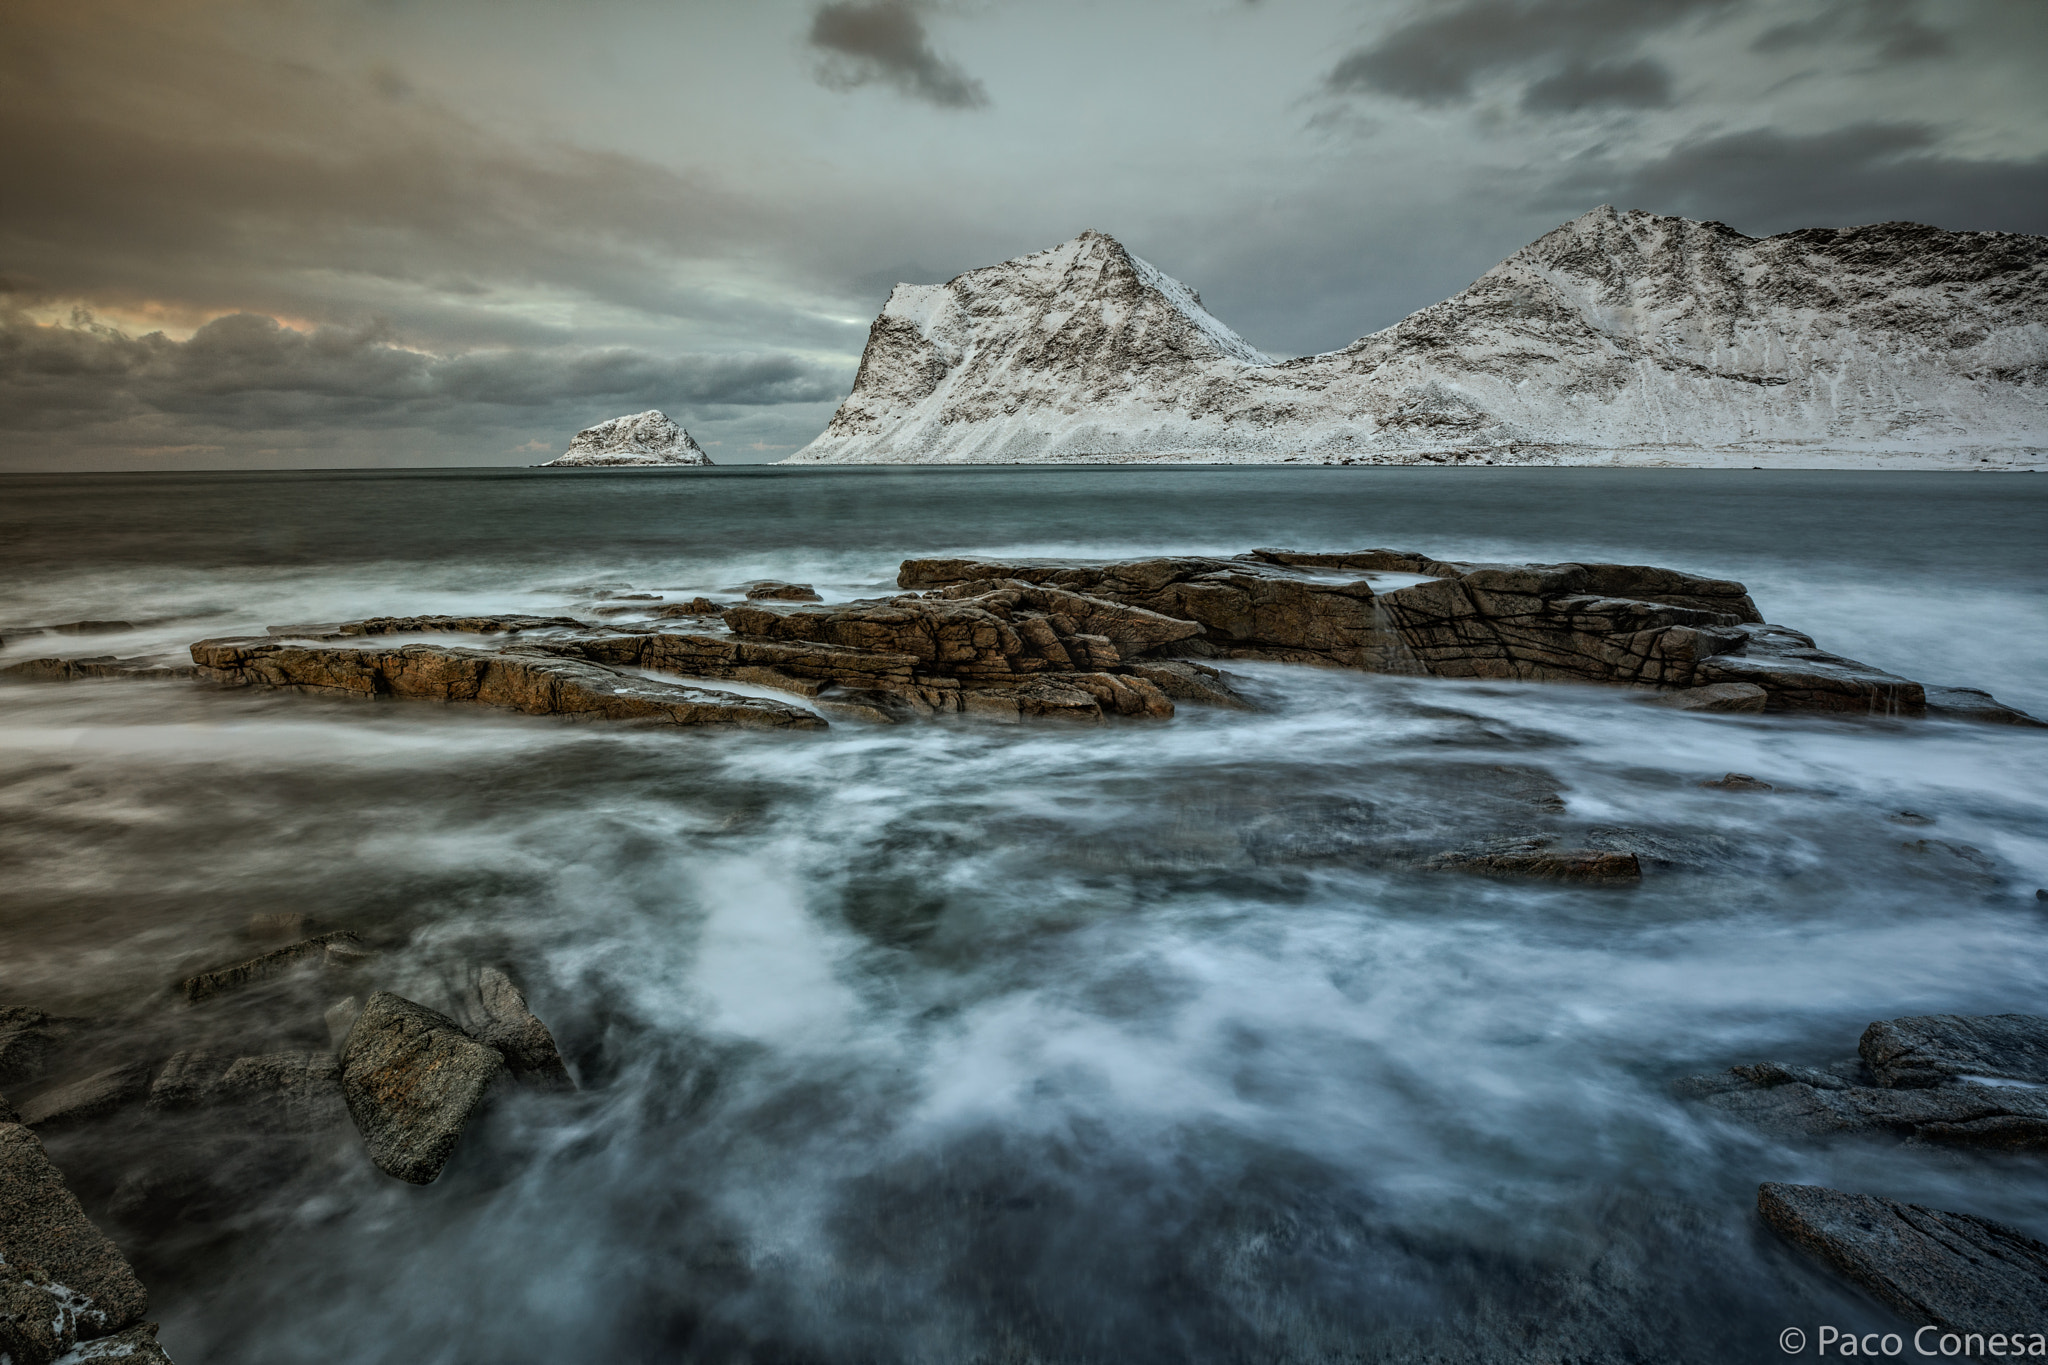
[1,467,2044,1363]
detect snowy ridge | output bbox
[541,410,713,467]
[785,208,2048,467]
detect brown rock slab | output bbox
[341,991,505,1185]
[1702,773,1773,792]
[1758,1183,2048,1336]
[0,1122,147,1334]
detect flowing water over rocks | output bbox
[1,466,2046,1362]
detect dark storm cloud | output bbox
[0,308,842,435]
[1753,0,1951,63]
[1325,0,1736,105]
[808,1,989,109]
[1520,58,1674,111]
[1556,124,2048,236]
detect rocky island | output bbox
[537,410,713,467]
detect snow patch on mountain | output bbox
[541,410,713,467]
[784,209,2048,467]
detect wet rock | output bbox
[1694,625,1924,716]
[1420,836,1642,884]
[812,689,912,725]
[273,614,587,638]
[1649,682,1768,713]
[188,639,825,731]
[340,991,505,1185]
[17,1066,152,1131]
[1121,659,1256,709]
[0,1123,148,1335]
[1685,1014,2048,1149]
[1924,685,2048,728]
[181,930,363,1004]
[456,968,572,1088]
[743,581,824,602]
[1860,1014,2048,1089]
[1702,772,1773,792]
[1758,1183,2048,1337]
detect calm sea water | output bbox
[2,467,2045,1363]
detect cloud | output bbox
[808,1,989,109]
[1520,58,1674,111]
[1554,123,2048,235]
[1326,0,1735,105]
[1753,0,1951,63]
[0,308,845,438]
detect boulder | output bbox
[180,931,364,1004]
[340,992,505,1184]
[17,1066,152,1131]
[1649,682,1768,713]
[0,1123,148,1334]
[1758,1183,2048,1337]
[456,969,572,1088]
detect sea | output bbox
[2,465,2045,1363]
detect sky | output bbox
[2,0,2044,470]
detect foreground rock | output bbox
[189,639,824,731]
[0,1122,151,1351]
[1759,1183,2048,1340]
[340,992,505,1184]
[538,410,713,467]
[1682,1013,2048,1149]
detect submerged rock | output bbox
[539,410,713,468]
[340,992,505,1184]
[1649,682,1767,713]
[743,581,823,602]
[17,1066,152,1131]
[1420,836,1642,884]
[181,931,365,1004]
[0,657,195,684]
[1759,1183,2048,1338]
[1683,1013,2048,1149]
[0,1010,74,1087]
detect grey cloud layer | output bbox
[0,309,843,435]
[809,1,989,108]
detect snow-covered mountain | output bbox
[541,410,713,467]
[782,209,2048,467]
